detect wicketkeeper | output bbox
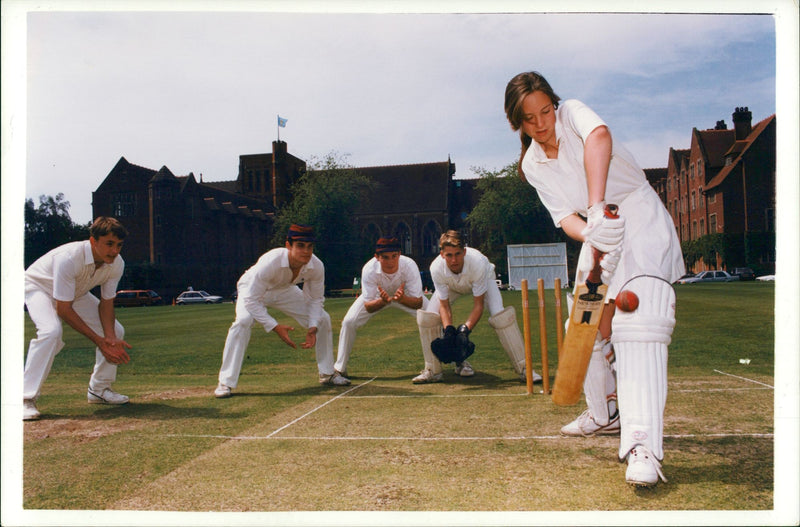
[505,71,685,487]
[215,224,348,398]
[334,237,428,377]
[23,217,132,421]
[413,230,543,384]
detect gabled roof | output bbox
[705,115,775,191]
[693,128,735,168]
[352,161,454,214]
[95,156,157,193]
[668,148,689,170]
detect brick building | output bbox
[658,107,776,273]
[92,141,477,299]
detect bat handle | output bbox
[586,204,619,287]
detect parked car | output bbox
[676,270,738,284]
[114,289,163,307]
[175,290,224,304]
[756,274,775,282]
[731,267,756,281]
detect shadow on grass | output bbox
[85,402,240,420]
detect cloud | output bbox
[19,10,778,223]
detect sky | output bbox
[10,3,784,225]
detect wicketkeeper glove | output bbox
[582,200,625,253]
[431,325,475,364]
[455,324,475,362]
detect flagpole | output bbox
[277,114,280,142]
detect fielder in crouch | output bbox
[23,217,132,421]
[414,230,543,384]
[215,224,349,398]
[505,71,684,487]
[334,237,428,377]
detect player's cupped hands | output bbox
[378,286,393,304]
[99,337,131,364]
[391,283,405,302]
[273,323,297,348]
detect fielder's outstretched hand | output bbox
[273,323,297,348]
[99,337,131,364]
[301,328,318,349]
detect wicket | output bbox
[521,277,565,395]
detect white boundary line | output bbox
[264,376,376,438]
[713,369,775,389]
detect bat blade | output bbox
[551,280,607,405]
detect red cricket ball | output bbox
[615,290,639,312]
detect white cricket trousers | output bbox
[24,287,124,400]
[424,277,504,316]
[218,286,334,388]
[335,294,428,373]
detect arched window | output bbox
[394,222,412,255]
[422,220,442,256]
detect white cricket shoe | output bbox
[214,383,232,398]
[518,370,543,383]
[87,388,129,405]
[23,399,41,421]
[412,369,443,384]
[626,445,667,487]
[320,371,351,386]
[454,360,474,377]
[560,409,620,437]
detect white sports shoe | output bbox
[412,369,443,384]
[23,399,41,421]
[626,445,667,487]
[560,409,620,437]
[320,371,351,386]
[214,383,232,398]
[454,361,474,377]
[87,388,129,405]
[518,370,543,383]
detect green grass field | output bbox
[14,282,785,522]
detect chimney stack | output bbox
[732,107,752,140]
[714,120,727,130]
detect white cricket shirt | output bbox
[237,247,326,332]
[430,247,494,299]
[25,240,124,301]
[360,255,424,302]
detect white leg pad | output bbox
[488,306,526,374]
[612,276,676,461]
[583,335,617,425]
[417,309,443,375]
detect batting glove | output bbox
[582,200,625,253]
[600,246,622,283]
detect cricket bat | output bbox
[552,204,618,406]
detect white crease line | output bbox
[674,387,772,393]
[713,369,775,389]
[265,377,376,438]
[347,392,530,398]
[162,432,773,441]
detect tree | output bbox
[467,163,573,279]
[24,193,90,268]
[271,152,375,289]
